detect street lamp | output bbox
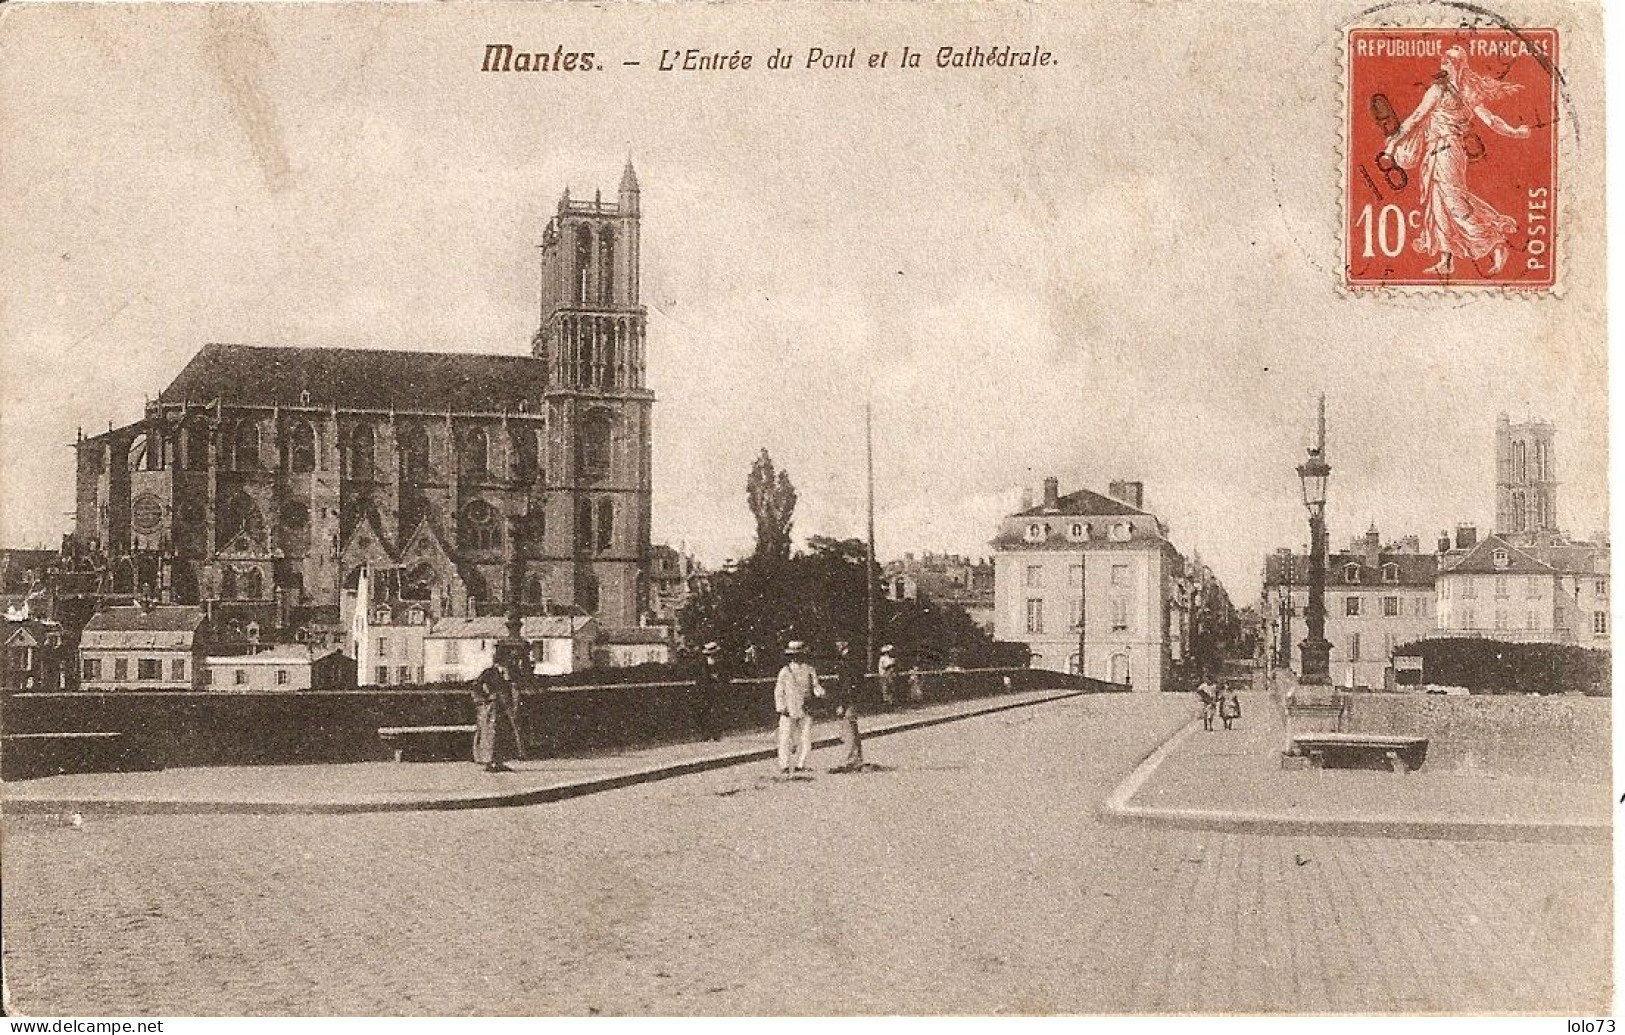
[1295,406,1333,686]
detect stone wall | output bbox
[1344,692,1610,782]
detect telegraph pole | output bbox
[866,402,877,674]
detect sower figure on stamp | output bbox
[1387,45,1532,277]
[690,641,726,741]
[828,639,865,773]
[471,659,522,773]
[774,640,825,775]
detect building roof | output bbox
[1012,489,1150,519]
[1264,551,1437,588]
[206,645,344,664]
[157,343,551,414]
[1440,534,1576,576]
[427,615,595,640]
[83,605,206,632]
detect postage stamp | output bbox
[1344,26,1558,290]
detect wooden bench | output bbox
[378,725,477,763]
[2,732,148,781]
[1288,733,1429,774]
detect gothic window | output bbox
[510,425,539,482]
[220,567,237,600]
[242,567,264,600]
[399,423,432,481]
[349,424,376,480]
[599,229,615,305]
[279,502,311,553]
[1510,491,1527,532]
[577,410,614,480]
[285,421,316,473]
[1535,441,1550,480]
[182,425,209,471]
[233,420,262,471]
[1513,441,1526,481]
[600,320,617,387]
[460,500,500,551]
[576,498,594,551]
[461,427,489,480]
[1535,493,1549,530]
[219,492,265,544]
[574,225,594,304]
[596,498,614,552]
[524,574,546,604]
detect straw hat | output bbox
[702,641,722,655]
[880,644,895,655]
[784,640,808,656]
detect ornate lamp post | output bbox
[1295,399,1333,686]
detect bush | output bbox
[1393,638,1610,696]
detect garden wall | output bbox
[1344,692,1610,783]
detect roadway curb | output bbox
[1098,709,1611,846]
[2,689,1089,817]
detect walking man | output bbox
[471,659,520,772]
[690,641,726,741]
[876,643,898,706]
[774,640,825,774]
[829,639,865,773]
[1195,674,1218,733]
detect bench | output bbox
[2,732,150,781]
[1288,733,1430,774]
[378,725,477,763]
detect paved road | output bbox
[2,694,1610,1015]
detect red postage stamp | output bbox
[1345,27,1558,290]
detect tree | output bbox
[746,449,797,562]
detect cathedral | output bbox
[72,163,653,641]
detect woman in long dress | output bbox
[1387,46,1532,277]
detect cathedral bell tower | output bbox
[533,161,653,629]
[1495,412,1559,543]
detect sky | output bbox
[0,1,1608,604]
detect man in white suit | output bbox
[774,640,826,774]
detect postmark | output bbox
[1344,26,1557,290]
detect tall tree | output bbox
[746,448,797,562]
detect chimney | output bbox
[1364,525,1381,569]
[1042,477,1060,510]
[1108,480,1144,510]
[1437,531,1451,554]
[1455,523,1478,550]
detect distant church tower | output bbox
[1495,413,1559,541]
[532,161,653,625]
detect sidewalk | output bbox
[1,687,1083,816]
[1103,691,1610,843]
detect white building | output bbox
[204,644,355,691]
[992,477,1185,692]
[423,615,598,682]
[1434,533,1609,647]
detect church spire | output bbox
[618,159,640,215]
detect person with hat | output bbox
[773,640,826,774]
[689,641,727,741]
[876,644,898,706]
[828,639,866,772]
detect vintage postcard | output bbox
[0,0,1611,1019]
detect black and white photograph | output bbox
[0,0,1613,1018]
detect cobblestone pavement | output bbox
[3,694,1610,1015]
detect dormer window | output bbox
[374,607,392,624]
[517,399,529,413]
[1068,522,1089,542]
[1343,563,1361,584]
[1025,523,1044,543]
[1110,522,1132,542]
[1382,563,1399,584]
[299,389,312,405]
[1492,549,1510,569]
